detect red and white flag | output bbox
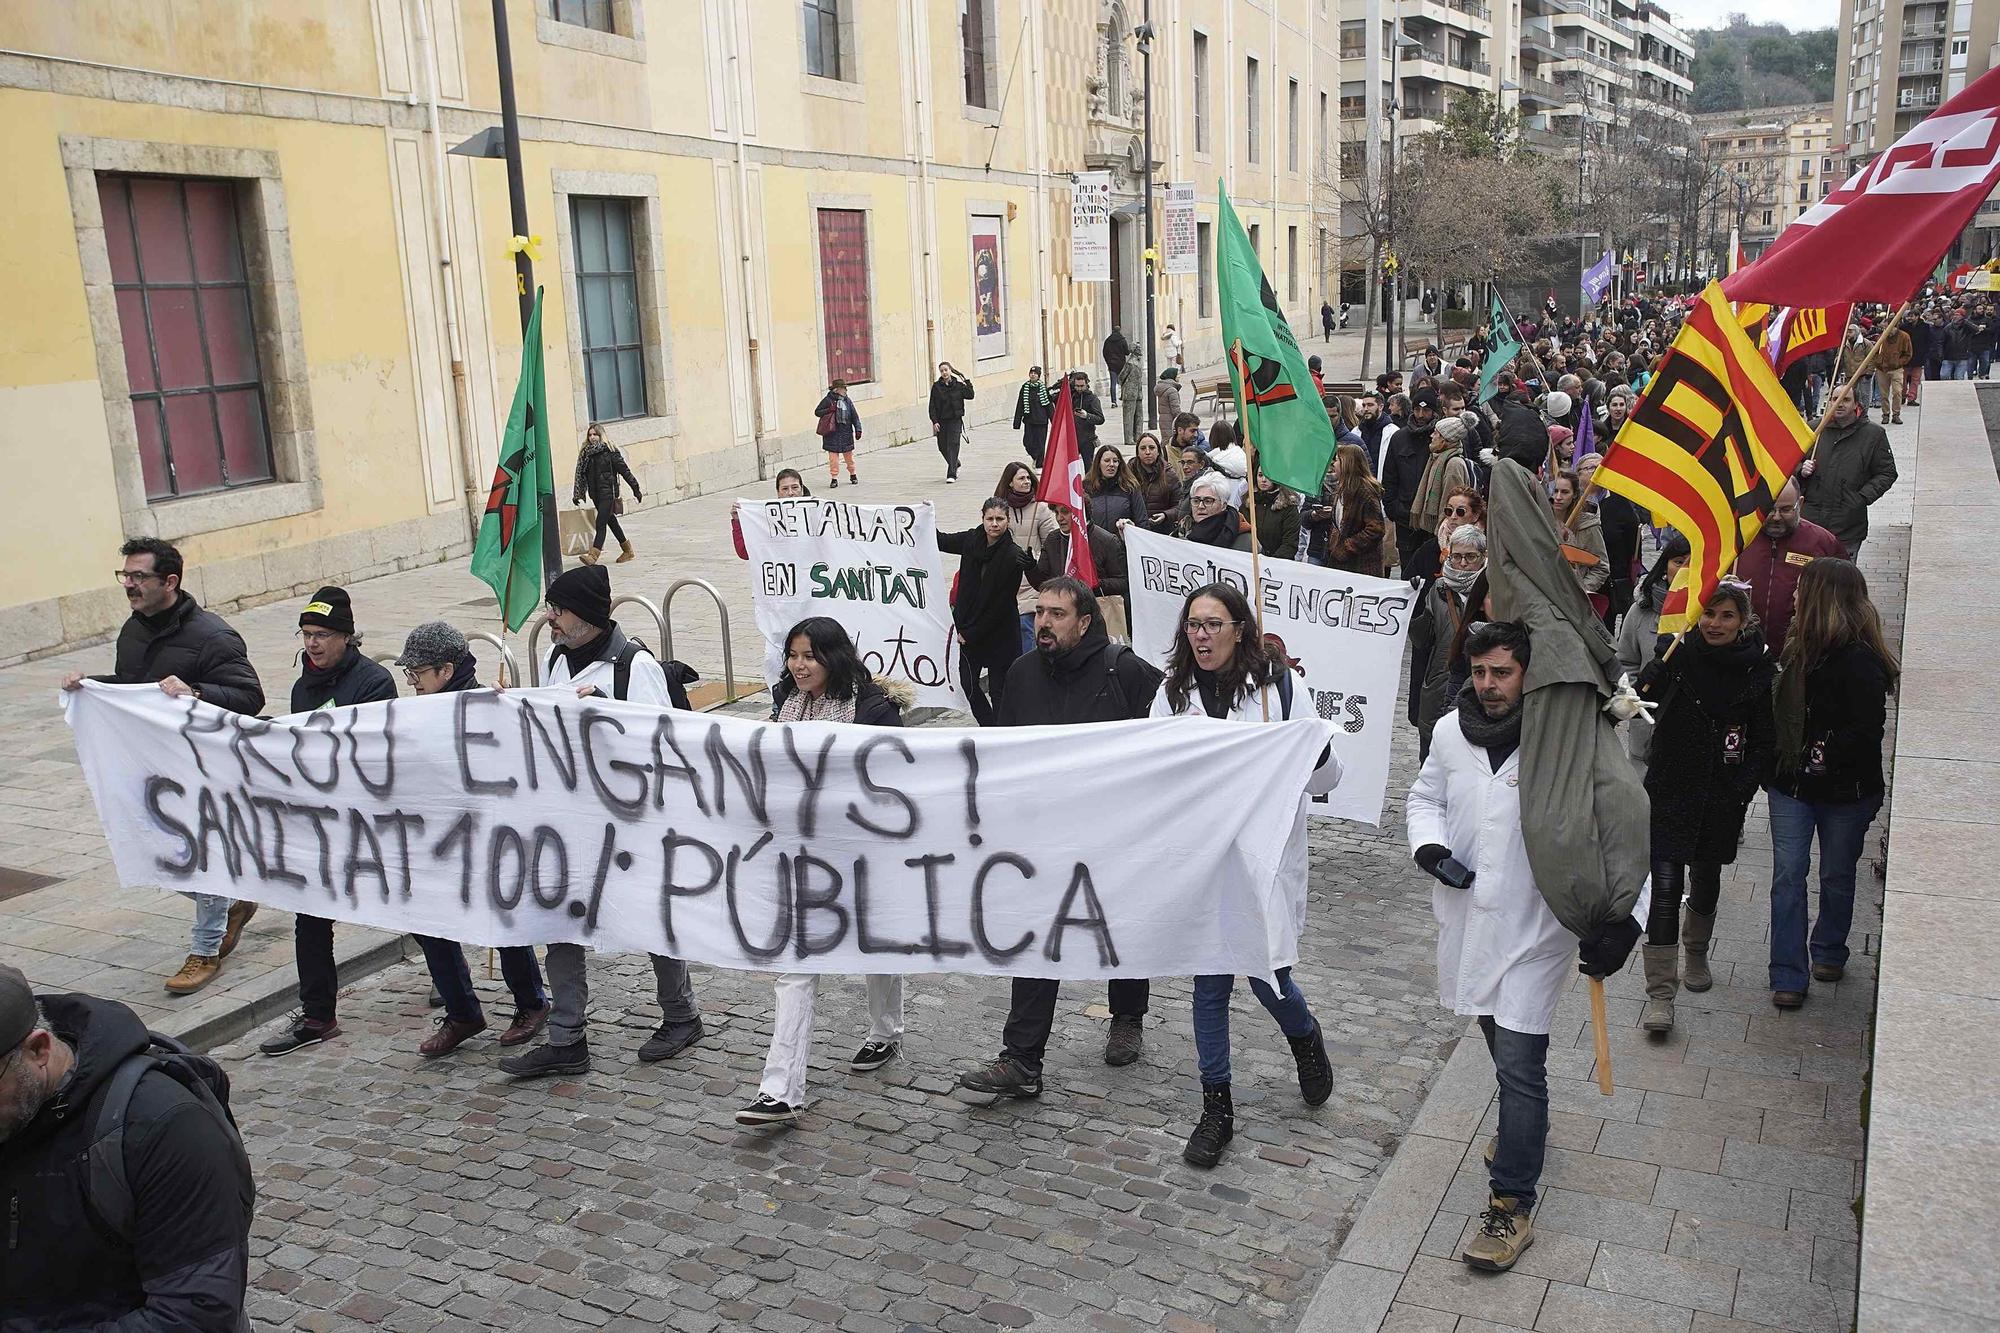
[1725,65,2000,307]
[1034,379,1099,588]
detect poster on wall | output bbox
[971,217,1007,360]
[1163,182,1197,276]
[1071,171,1112,282]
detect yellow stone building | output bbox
[0,0,1336,662]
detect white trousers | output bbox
[758,973,905,1107]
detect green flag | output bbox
[471,288,553,631]
[1476,289,1523,404]
[1215,187,1335,496]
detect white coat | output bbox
[1405,709,1648,1035]
[543,635,676,707]
[1151,674,1344,942]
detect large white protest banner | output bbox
[737,498,960,710]
[1163,182,1198,276]
[64,685,1336,980]
[1071,172,1112,282]
[1123,528,1419,825]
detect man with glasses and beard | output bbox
[61,537,265,998]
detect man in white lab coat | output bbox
[498,563,706,1080]
[1406,620,1645,1272]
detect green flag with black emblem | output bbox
[470,288,552,631]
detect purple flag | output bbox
[1573,395,1595,471]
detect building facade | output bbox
[0,0,1339,664]
[1695,102,1838,264]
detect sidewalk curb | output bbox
[158,930,414,1053]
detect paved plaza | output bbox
[0,353,1908,1331]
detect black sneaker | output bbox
[260,1015,339,1057]
[956,1057,1042,1099]
[1104,1014,1144,1067]
[498,1039,591,1079]
[850,1040,900,1072]
[1182,1081,1234,1169]
[637,1018,704,1063]
[735,1094,804,1126]
[828,476,839,489]
[1288,1021,1334,1107]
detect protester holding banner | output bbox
[736,617,913,1127]
[1185,476,1253,551]
[1147,582,1340,1169]
[958,578,1164,1101]
[1616,535,1691,770]
[1767,559,1898,1010]
[1129,432,1183,531]
[1634,583,1775,1034]
[1801,387,1898,562]
[500,564,704,1078]
[997,462,1062,654]
[938,499,1039,726]
[394,621,551,1057]
[1083,445,1149,531]
[260,587,399,1058]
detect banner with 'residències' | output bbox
[64,685,1336,980]
[1124,528,1419,825]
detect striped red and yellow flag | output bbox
[1594,282,1815,635]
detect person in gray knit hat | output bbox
[393,622,550,1057]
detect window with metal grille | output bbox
[816,209,875,383]
[99,175,272,502]
[553,0,614,32]
[804,0,846,80]
[571,196,648,422]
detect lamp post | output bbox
[1136,11,1159,431]
[1385,29,1421,378]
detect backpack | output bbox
[87,1032,255,1240]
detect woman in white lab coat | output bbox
[1149,582,1343,1171]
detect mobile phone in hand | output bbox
[1437,856,1474,889]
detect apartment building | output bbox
[1695,103,1838,264]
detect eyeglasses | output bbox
[1190,496,1222,508]
[401,666,446,685]
[1448,551,1485,568]
[298,629,340,647]
[1185,618,1238,638]
[113,571,165,586]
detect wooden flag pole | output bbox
[1590,977,1614,1095]
[1229,338,1272,722]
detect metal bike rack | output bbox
[660,576,743,707]
[464,631,520,688]
[610,593,668,649]
[523,612,551,685]
[522,596,665,686]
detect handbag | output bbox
[614,498,626,516]
[816,409,838,437]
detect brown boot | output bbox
[1681,908,1715,992]
[580,547,601,565]
[219,901,257,958]
[1463,1195,1535,1271]
[165,954,221,995]
[1640,945,1679,1033]
[616,540,635,563]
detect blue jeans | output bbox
[1941,359,1971,380]
[1479,1016,1550,1208]
[1767,789,1881,993]
[1018,613,1036,657]
[416,937,546,1026]
[1191,968,1316,1084]
[187,893,229,956]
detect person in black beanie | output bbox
[1382,385,1442,579]
[260,587,398,1058]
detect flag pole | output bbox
[1229,338,1272,723]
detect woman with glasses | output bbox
[1184,475,1253,550]
[1409,526,1489,762]
[1149,582,1342,1169]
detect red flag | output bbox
[1034,379,1099,588]
[1769,304,1850,375]
[1725,65,2000,306]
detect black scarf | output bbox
[1186,508,1242,548]
[442,653,480,693]
[1455,681,1522,769]
[1671,630,1770,717]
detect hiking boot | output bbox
[1812,962,1845,983]
[735,1093,804,1127]
[1182,1081,1234,1169]
[1640,945,1679,1034]
[164,954,220,996]
[1772,990,1807,1010]
[956,1057,1042,1099]
[218,901,257,958]
[616,540,636,564]
[498,1003,550,1047]
[637,1018,704,1063]
[260,1015,339,1057]
[1681,908,1715,992]
[1104,1014,1144,1066]
[850,1040,900,1072]
[499,1039,591,1078]
[1288,1021,1334,1106]
[1463,1196,1535,1271]
[420,1016,486,1058]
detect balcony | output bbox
[1451,0,1492,18]
[1518,75,1563,105]
[1901,19,1947,37]
[1898,57,1944,74]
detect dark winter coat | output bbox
[1736,518,1847,658]
[1408,578,1470,747]
[937,526,1037,653]
[1251,491,1302,560]
[290,643,399,713]
[0,994,253,1332]
[1085,486,1149,532]
[1131,460,1182,528]
[1102,332,1130,373]
[814,391,863,452]
[1772,641,1890,806]
[1489,397,1549,471]
[1380,423,1433,528]
[1801,414,1898,554]
[1321,489,1388,573]
[1071,385,1106,450]
[572,441,640,510]
[1641,631,1776,863]
[1039,523,1129,598]
[997,617,1161,726]
[768,674,905,727]
[1941,318,1978,362]
[1597,493,1640,588]
[1012,378,1052,428]
[97,594,265,715]
[928,375,974,425]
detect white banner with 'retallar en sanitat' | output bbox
[1124,528,1419,826]
[737,497,961,710]
[63,685,1338,980]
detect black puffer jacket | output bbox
[938,526,1037,653]
[572,441,641,510]
[1642,631,1776,863]
[289,643,398,713]
[0,994,253,1332]
[97,595,264,715]
[997,617,1161,725]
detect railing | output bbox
[465,632,520,688]
[1898,58,1944,73]
[1520,75,1563,100]
[660,578,742,706]
[1901,19,1946,37]
[1450,0,1491,18]
[1454,58,1493,74]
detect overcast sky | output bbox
[1666,0,1840,32]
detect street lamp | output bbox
[1135,13,1159,431]
[1385,29,1422,377]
